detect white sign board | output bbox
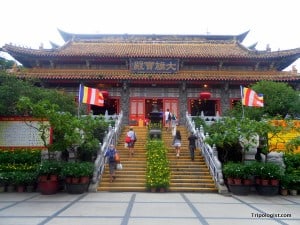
[0,118,51,148]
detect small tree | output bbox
[226,81,300,120]
[205,117,281,163]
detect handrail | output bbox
[185,112,225,192]
[89,111,124,191]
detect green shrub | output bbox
[61,161,94,178]
[223,162,245,179]
[0,148,41,165]
[37,160,62,176]
[146,140,170,189]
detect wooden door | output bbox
[163,99,178,125]
[129,98,145,125]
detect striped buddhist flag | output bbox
[79,84,104,106]
[241,86,264,107]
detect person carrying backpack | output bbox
[188,132,198,161]
[104,144,118,182]
[171,111,177,136]
[127,126,137,157]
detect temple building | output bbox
[2,29,300,125]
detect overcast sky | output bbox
[1,0,299,70]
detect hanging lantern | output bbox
[199,92,211,100]
[100,90,109,98]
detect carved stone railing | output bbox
[89,111,124,191]
[185,112,227,193]
[190,110,220,125]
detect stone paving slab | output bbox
[0,192,299,225]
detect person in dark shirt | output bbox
[104,144,118,182]
[188,132,198,161]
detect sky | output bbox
[1,0,300,71]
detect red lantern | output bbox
[100,91,109,98]
[199,92,211,100]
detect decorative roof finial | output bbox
[39,43,44,50]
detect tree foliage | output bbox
[0,73,76,116]
[252,81,300,118]
[0,57,14,70]
[0,72,111,161]
[226,81,300,120]
[205,117,283,163]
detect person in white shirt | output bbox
[126,126,137,157]
[164,109,171,131]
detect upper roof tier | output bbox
[2,30,300,71]
[57,29,250,42]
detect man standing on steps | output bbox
[188,131,198,161]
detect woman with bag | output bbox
[104,144,119,182]
[127,126,137,157]
[173,130,182,158]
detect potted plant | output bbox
[282,153,300,195]
[280,174,290,196]
[61,162,94,183]
[223,162,246,185]
[37,160,62,194]
[4,172,15,192]
[223,162,252,195]
[37,160,62,180]
[254,162,283,195]
[257,162,283,185]
[285,173,300,195]
[24,171,38,192]
[61,161,94,194]
[0,173,8,192]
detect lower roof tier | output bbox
[10,69,300,83]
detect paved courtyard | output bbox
[0,192,299,225]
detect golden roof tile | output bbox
[13,69,300,82]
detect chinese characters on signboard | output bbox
[0,118,51,148]
[130,59,179,73]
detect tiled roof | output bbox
[57,29,250,42]
[13,69,300,82]
[4,41,300,60]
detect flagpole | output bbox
[240,85,245,119]
[241,103,245,119]
[78,83,82,118]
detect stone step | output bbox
[98,125,217,193]
[99,186,147,192]
[168,187,218,192]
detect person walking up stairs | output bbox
[163,126,218,192]
[98,126,147,192]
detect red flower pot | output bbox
[261,179,270,186]
[233,178,242,185]
[38,180,59,195]
[71,177,80,184]
[243,179,252,186]
[227,177,234,185]
[270,179,279,186]
[80,176,90,184]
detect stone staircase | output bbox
[97,125,217,192]
[163,127,217,192]
[97,126,148,192]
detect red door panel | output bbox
[129,99,145,125]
